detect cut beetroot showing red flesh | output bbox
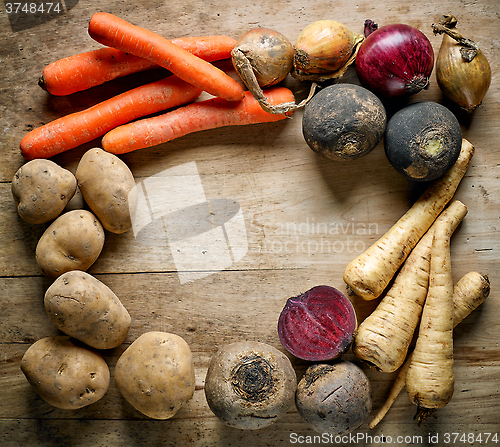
[277,285,357,361]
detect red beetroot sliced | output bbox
[277,285,357,361]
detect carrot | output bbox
[343,138,475,301]
[369,271,490,429]
[101,87,295,154]
[88,12,245,102]
[39,35,237,96]
[20,76,202,160]
[353,200,468,373]
[405,215,457,423]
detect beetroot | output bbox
[277,285,357,361]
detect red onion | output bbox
[356,21,434,98]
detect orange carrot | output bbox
[20,76,202,160]
[88,12,245,101]
[39,35,237,96]
[102,87,295,154]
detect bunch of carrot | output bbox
[21,12,296,160]
[344,139,490,424]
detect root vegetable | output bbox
[115,332,195,420]
[39,35,237,96]
[204,341,297,430]
[295,361,372,436]
[277,285,357,361]
[353,200,467,372]
[44,270,131,350]
[231,28,312,115]
[369,271,490,428]
[302,83,387,161]
[21,76,202,160]
[102,87,295,154]
[405,215,457,422]
[11,159,77,224]
[35,210,105,279]
[20,336,110,410]
[88,12,245,102]
[343,138,474,301]
[76,148,136,234]
[292,20,364,82]
[433,15,492,113]
[384,101,463,182]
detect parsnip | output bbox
[406,217,457,422]
[353,200,467,373]
[344,138,474,300]
[369,271,490,428]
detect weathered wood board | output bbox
[1,0,499,445]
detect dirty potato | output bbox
[35,209,105,279]
[114,331,195,419]
[44,270,131,349]
[20,336,110,410]
[12,159,77,224]
[76,148,136,234]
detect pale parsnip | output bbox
[353,200,467,372]
[369,271,490,428]
[344,138,474,300]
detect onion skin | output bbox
[436,34,491,112]
[356,24,434,98]
[294,20,359,74]
[232,27,294,88]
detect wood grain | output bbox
[1,0,499,445]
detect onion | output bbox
[232,27,316,114]
[292,20,364,82]
[355,21,434,98]
[432,15,491,112]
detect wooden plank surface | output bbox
[1,0,499,445]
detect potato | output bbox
[115,331,195,419]
[76,148,136,234]
[295,361,372,436]
[20,336,110,410]
[12,159,77,224]
[44,271,131,349]
[35,209,105,279]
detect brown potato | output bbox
[20,336,110,410]
[76,148,136,234]
[115,331,195,419]
[12,159,77,224]
[35,210,105,279]
[44,271,131,349]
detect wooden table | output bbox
[1,0,499,445]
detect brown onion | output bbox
[232,27,294,88]
[433,15,491,112]
[292,20,364,82]
[232,27,316,114]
